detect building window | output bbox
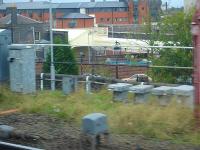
[69,19,77,28]
[100,18,104,22]
[107,18,110,22]
[36,49,45,60]
[35,32,40,41]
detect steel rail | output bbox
[0,141,43,150]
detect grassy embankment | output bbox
[0,86,200,145]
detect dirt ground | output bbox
[0,113,199,150]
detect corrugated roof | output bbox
[0,1,127,10]
[57,13,94,19]
[0,14,43,24]
[57,3,80,9]
[58,2,127,9]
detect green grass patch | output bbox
[0,86,199,145]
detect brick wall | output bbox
[56,18,94,28]
[0,1,151,27]
[138,0,149,24]
[128,0,134,24]
[81,64,148,79]
[94,12,130,25]
[36,62,43,74]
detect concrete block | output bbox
[82,113,108,135]
[151,86,174,106]
[108,83,132,102]
[0,125,14,139]
[62,76,77,95]
[129,85,154,104]
[172,85,194,108]
[108,83,132,92]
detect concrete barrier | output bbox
[129,85,154,104]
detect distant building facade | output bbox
[56,13,94,28]
[184,0,196,12]
[0,0,162,28]
[0,6,49,44]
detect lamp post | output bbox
[114,41,121,79]
[49,0,55,91]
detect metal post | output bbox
[192,0,200,128]
[31,26,35,45]
[116,52,119,79]
[80,51,84,75]
[88,31,91,64]
[40,73,44,91]
[86,76,91,94]
[49,0,55,91]
[112,24,114,38]
[114,41,121,79]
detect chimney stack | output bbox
[91,0,95,2]
[6,6,17,25]
[0,0,3,4]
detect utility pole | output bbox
[191,0,200,128]
[49,0,55,91]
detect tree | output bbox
[43,36,79,75]
[148,11,194,83]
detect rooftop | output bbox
[0,14,42,24]
[0,1,127,10]
[57,13,94,19]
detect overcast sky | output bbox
[4,0,184,8]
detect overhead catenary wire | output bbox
[12,43,194,50]
[47,61,194,70]
[24,42,194,70]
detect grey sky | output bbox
[4,0,184,8]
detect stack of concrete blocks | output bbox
[80,113,109,150]
[62,76,77,95]
[129,85,154,104]
[9,45,36,93]
[151,86,174,106]
[108,83,132,102]
[171,85,194,108]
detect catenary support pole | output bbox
[49,0,55,91]
[192,0,200,128]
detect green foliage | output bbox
[158,12,193,46]
[148,11,193,83]
[43,36,79,75]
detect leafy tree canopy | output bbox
[148,11,193,83]
[43,36,79,75]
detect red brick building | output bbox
[0,0,161,28]
[56,13,94,28]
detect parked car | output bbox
[122,74,152,82]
